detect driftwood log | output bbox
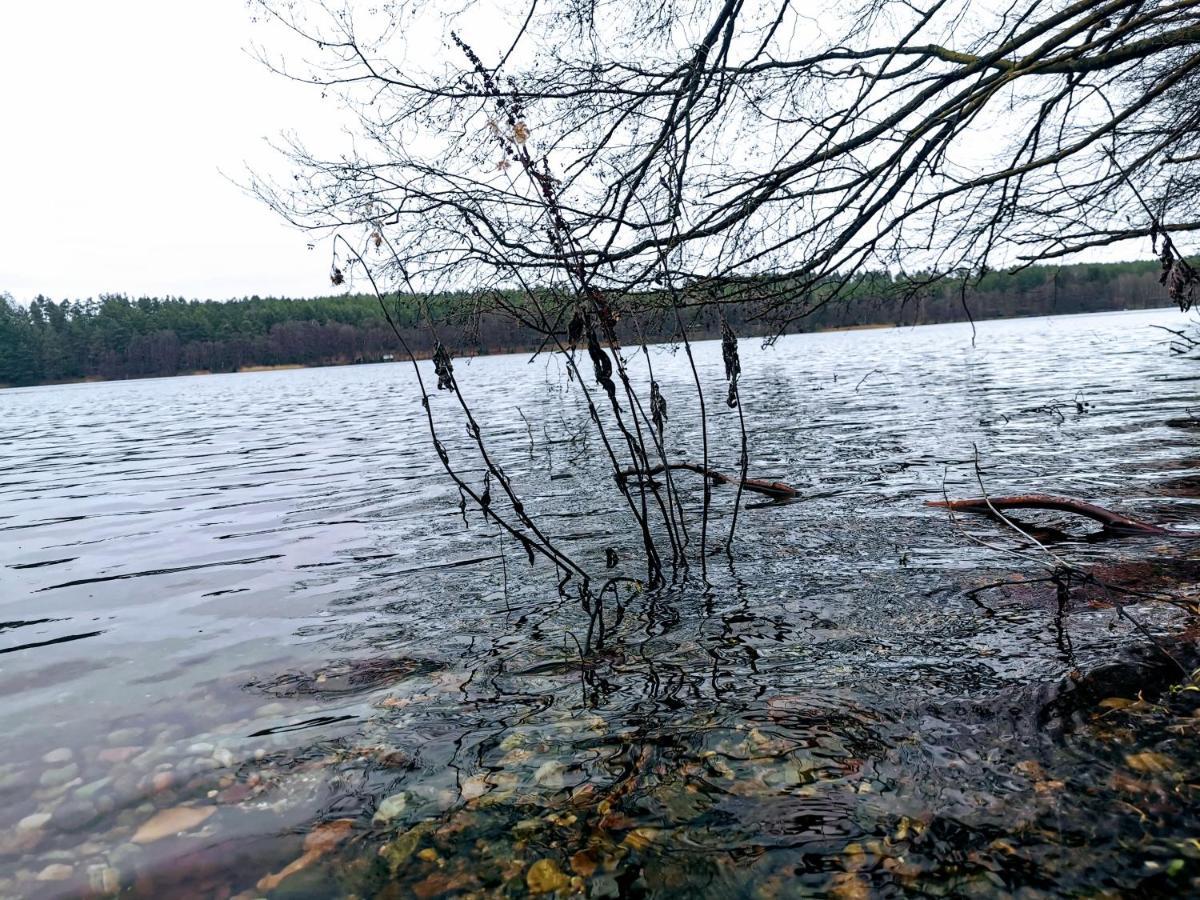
[616,462,798,501]
[927,494,1176,535]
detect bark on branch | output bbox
[927,494,1174,535]
[617,462,797,501]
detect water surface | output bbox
[3,308,1200,897]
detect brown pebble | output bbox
[36,864,73,881]
[99,746,143,765]
[216,783,253,805]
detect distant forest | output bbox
[0,259,1181,387]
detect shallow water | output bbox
[3,307,1200,898]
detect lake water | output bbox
[3,307,1200,897]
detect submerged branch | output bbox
[617,462,798,501]
[927,494,1176,535]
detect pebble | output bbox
[131,805,216,844]
[213,748,235,768]
[98,746,142,765]
[151,771,176,793]
[108,842,144,868]
[154,725,186,745]
[534,761,566,789]
[107,728,144,746]
[0,827,42,855]
[75,777,112,800]
[42,748,73,765]
[130,749,161,769]
[187,743,215,755]
[87,865,120,894]
[372,792,408,825]
[51,799,99,832]
[217,782,253,805]
[40,763,81,788]
[526,858,569,894]
[18,812,51,831]
[36,864,73,881]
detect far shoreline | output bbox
[0,304,1180,391]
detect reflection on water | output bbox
[2,308,1200,897]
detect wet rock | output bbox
[130,749,161,770]
[42,748,73,765]
[36,864,74,881]
[216,782,254,805]
[829,872,871,900]
[109,773,142,805]
[87,864,120,894]
[1126,751,1175,774]
[18,812,52,831]
[570,850,598,878]
[98,746,142,765]
[526,858,569,894]
[460,774,489,801]
[260,864,339,900]
[372,792,408,825]
[40,763,80,788]
[131,806,215,843]
[153,725,185,745]
[212,748,235,769]
[534,760,566,789]
[52,800,99,832]
[75,777,112,801]
[623,827,658,852]
[186,742,214,756]
[411,871,479,897]
[150,771,175,794]
[107,728,143,746]
[513,818,543,839]
[107,842,144,870]
[256,819,353,893]
[0,827,43,856]
[499,732,526,752]
[380,824,428,873]
[588,878,619,897]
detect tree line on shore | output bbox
[0,259,1177,387]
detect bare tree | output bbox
[246,0,1200,592]
[249,0,1199,321]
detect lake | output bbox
[3,307,1200,897]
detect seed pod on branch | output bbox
[432,342,455,391]
[586,330,617,403]
[721,319,741,409]
[650,381,667,436]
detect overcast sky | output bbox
[0,1,1156,306]
[0,0,339,303]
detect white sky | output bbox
[0,0,338,303]
[0,1,1154,305]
